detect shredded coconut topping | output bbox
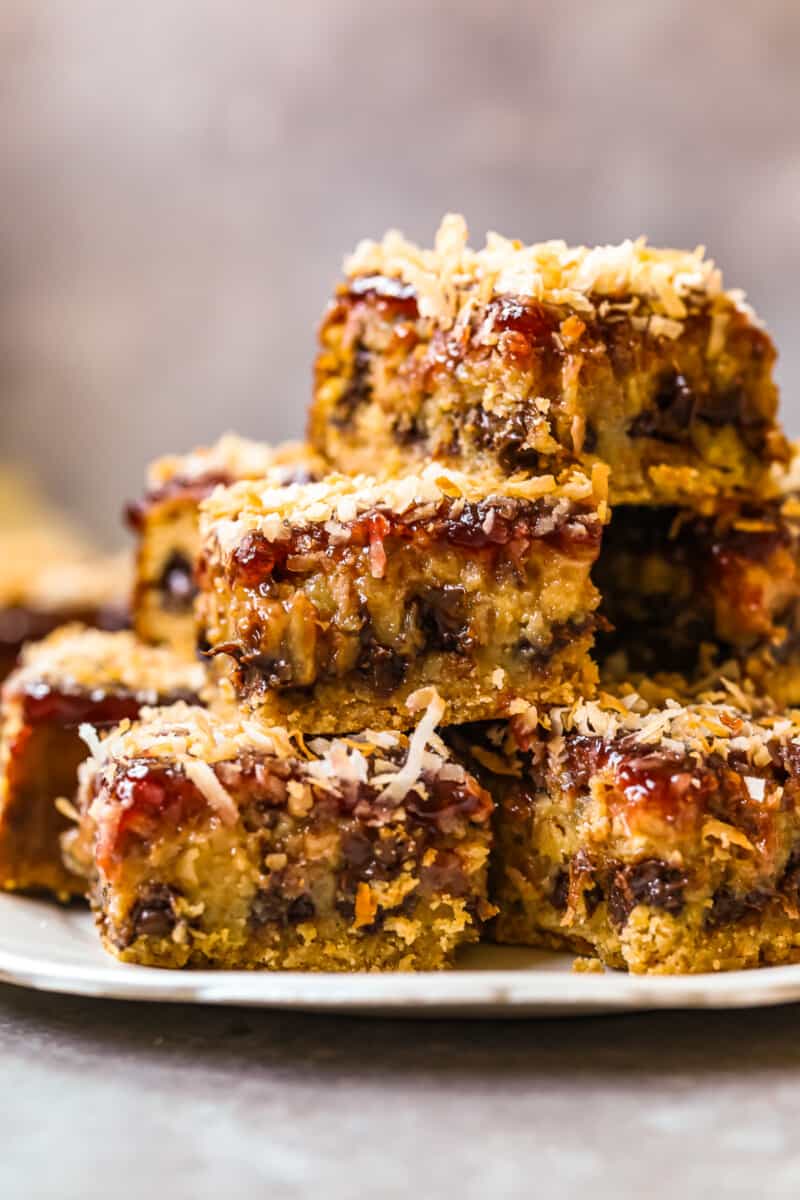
[82,695,461,826]
[200,460,608,555]
[344,214,740,331]
[8,625,205,699]
[520,687,800,771]
[0,538,130,612]
[375,690,447,803]
[184,760,238,826]
[146,434,322,490]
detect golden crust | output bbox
[0,542,131,612]
[145,434,323,491]
[73,694,495,972]
[510,684,800,772]
[345,213,738,331]
[8,625,206,700]
[200,462,609,550]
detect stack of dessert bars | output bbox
[3,214,800,975]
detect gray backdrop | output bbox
[1,0,798,541]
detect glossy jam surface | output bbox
[227,498,601,590]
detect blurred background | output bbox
[1,0,798,542]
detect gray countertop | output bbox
[3,983,800,1198]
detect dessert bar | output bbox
[484,688,800,973]
[0,469,131,678]
[198,463,608,733]
[0,625,205,898]
[0,544,130,680]
[597,484,800,686]
[128,434,323,653]
[66,698,495,969]
[311,214,787,504]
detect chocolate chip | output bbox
[695,385,745,426]
[130,883,178,940]
[608,859,688,928]
[628,370,696,442]
[705,886,770,930]
[341,830,373,869]
[332,345,372,429]
[251,885,315,928]
[287,894,315,923]
[417,585,473,653]
[583,883,604,917]
[392,411,427,445]
[250,886,286,928]
[582,422,598,454]
[355,640,408,696]
[550,870,569,912]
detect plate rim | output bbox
[5,898,800,1014]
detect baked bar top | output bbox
[83,692,469,780]
[197,463,606,731]
[0,539,131,613]
[78,695,493,852]
[70,695,494,969]
[7,625,206,703]
[510,685,797,771]
[128,436,324,534]
[344,213,734,332]
[489,684,800,973]
[144,434,323,493]
[313,215,787,504]
[200,461,609,549]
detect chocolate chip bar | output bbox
[0,469,131,678]
[197,463,608,733]
[128,434,323,653]
[484,688,800,973]
[311,214,787,505]
[66,699,495,970]
[597,483,800,692]
[0,539,131,681]
[0,626,205,898]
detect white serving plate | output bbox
[4,892,800,1016]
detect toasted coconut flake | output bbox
[199,460,605,554]
[12,626,205,700]
[376,690,446,803]
[345,215,734,331]
[146,433,322,491]
[79,723,104,761]
[184,761,238,827]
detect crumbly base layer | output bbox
[236,638,598,734]
[494,892,800,975]
[98,896,479,971]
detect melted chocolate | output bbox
[128,883,180,941]
[607,859,688,928]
